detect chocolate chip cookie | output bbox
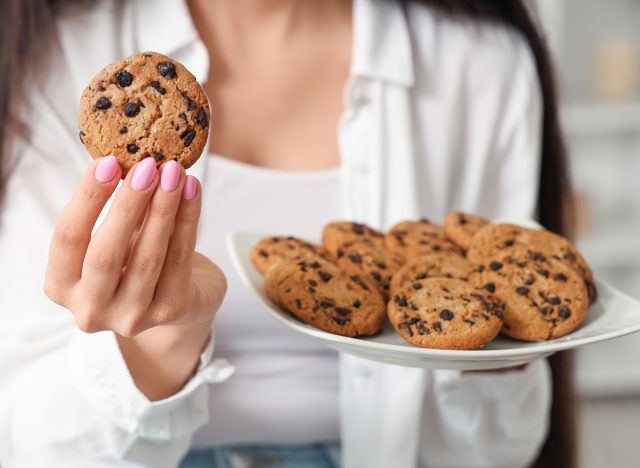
[443,212,489,251]
[467,224,597,303]
[389,251,471,294]
[385,220,463,261]
[251,236,329,275]
[79,51,210,176]
[387,278,504,349]
[264,257,386,337]
[467,249,589,341]
[336,243,405,300]
[322,222,385,259]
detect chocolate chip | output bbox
[157,61,177,78]
[495,309,504,320]
[319,271,332,282]
[98,84,105,91]
[258,249,268,258]
[337,249,344,258]
[400,323,413,336]
[154,152,164,162]
[353,299,361,308]
[554,273,568,282]
[348,254,362,264]
[559,307,571,319]
[295,299,302,309]
[415,273,427,280]
[458,214,467,224]
[196,108,208,126]
[482,283,496,293]
[412,283,422,290]
[376,262,387,269]
[182,94,194,110]
[418,326,428,335]
[547,296,561,305]
[432,245,442,252]
[333,317,349,325]
[351,275,370,291]
[439,309,454,321]
[309,287,316,294]
[310,261,321,270]
[504,239,515,247]
[433,322,442,332]
[475,265,485,272]
[524,275,535,286]
[335,307,351,316]
[308,279,318,287]
[119,126,128,134]
[320,301,333,309]
[115,69,133,87]
[127,144,139,154]
[563,251,576,261]
[352,223,366,235]
[95,96,111,110]
[409,317,420,324]
[394,295,408,307]
[531,252,546,261]
[371,271,382,282]
[464,319,475,325]
[516,286,530,297]
[536,268,550,278]
[78,131,85,143]
[179,113,188,121]
[180,129,196,147]
[124,101,141,117]
[489,261,503,271]
[148,80,166,95]
[540,307,551,315]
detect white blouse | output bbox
[0,0,551,467]
[195,155,342,446]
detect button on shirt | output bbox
[0,0,551,467]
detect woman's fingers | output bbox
[45,156,121,298]
[81,157,158,302]
[116,161,186,330]
[152,176,202,324]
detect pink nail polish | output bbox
[183,175,198,200]
[131,157,157,191]
[161,160,181,192]
[94,156,119,183]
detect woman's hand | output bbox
[44,155,227,399]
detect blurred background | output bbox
[537,0,640,466]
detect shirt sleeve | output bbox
[0,328,234,467]
[419,22,549,468]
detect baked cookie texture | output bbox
[467,249,589,341]
[264,257,386,337]
[336,243,405,300]
[443,212,489,251]
[78,51,210,176]
[322,221,385,259]
[467,224,597,303]
[385,220,462,261]
[387,278,503,349]
[251,236,329,275]
[390,251,471,294]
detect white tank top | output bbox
[192,155,342,447]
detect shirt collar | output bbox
[351,0,415,87]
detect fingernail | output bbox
[183,175,198,200]
[131,157,157,191]
[94,155,119,183]
[161,160,181,192]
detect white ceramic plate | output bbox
[227,231,640,370]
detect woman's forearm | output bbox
[116,320,213,401]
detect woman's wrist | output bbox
[116,319,213,401]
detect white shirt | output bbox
[196,155,342,446]
[0,0,551,467]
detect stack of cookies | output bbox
[251,213,596,350]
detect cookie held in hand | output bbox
[78,51,210,176]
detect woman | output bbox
[0,0,574,467]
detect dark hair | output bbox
[1,1,574,467]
